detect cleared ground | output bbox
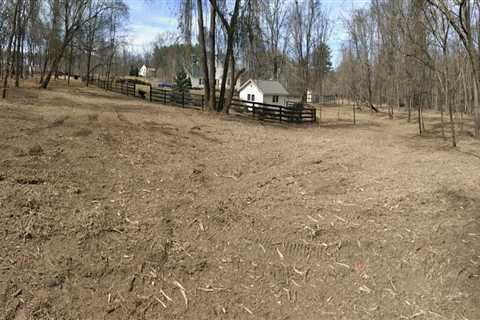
[0,80,479,319]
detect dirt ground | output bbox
[0,80,479,320]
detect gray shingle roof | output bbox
[240,79,289,96]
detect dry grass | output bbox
[0,79,479,319]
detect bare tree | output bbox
[2,0,21,98]
[290,0,329,97]
[260,0,287,80]
[40,0,123,89]
[209,0,241,112]
[427,0,480,136]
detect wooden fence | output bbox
[93,78,316,124]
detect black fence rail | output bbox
[231,99,316,123]
[93,78,316,124]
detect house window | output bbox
[273,96,279,103]
[251,94,255,101]
[247,94,251,101]
[199,78,203,85]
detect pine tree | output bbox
[173,70,192,94]
[129,65,139,77]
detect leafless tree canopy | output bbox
[2,0,480,143]
[0,0,128,93]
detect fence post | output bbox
[163,90,166,104]
[353,104,356,125]
[134,83,136,97]
[149,84,152,102]
[279,106,282,122]
[252,102,256,117]
[201,95,204,111]
[182,91,185,108]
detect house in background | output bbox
[186,63,204,88]
[139,65,156,79]
[186,58,242,90]
[239,79,289,106]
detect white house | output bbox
[139,65,156,79]
[186,59,241,90]
[239,79,289,106]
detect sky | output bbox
[125,0,370,67]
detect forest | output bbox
[1,0,479,146]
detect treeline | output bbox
[173,0,479,145]
[149,33,203,84]
[336,0,480,145]
[175,0,333,113]
[2,0,480,146]
[0,0,128,97]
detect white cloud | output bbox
[127,17,178,52]
[150,16,178,28]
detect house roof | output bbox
[239,79,289,96]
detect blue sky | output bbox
[125,0,370,66]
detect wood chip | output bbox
[276,248,284,260]
[153,296,167,308]
[173,281,188,308]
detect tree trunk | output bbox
[196,0,210,104]
[86,49,92,87]
[418,104,422,135]
[448,96,456,147]
[0,42,3,80]
[20,25,25,80]
[68,42,73,86]
[408,94,412,122]
[443,48,456,146]
[437,86,445,139]
[14,5,23,88]
[460,65,467,133]
[473,79,479,136]
[225,54,245,114]
[208,2,216,111]
[273,56,278,80]
[210,0,241,112]
[40,41,68,89]
[2,0,21,99]
[40,46,49,84]
[225,54,235,113]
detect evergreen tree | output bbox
[129,65,139,77]
[173,70,192,94]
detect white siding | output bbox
[239,82,264,104]
[190,76,203,88]
[264,94,287,106]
